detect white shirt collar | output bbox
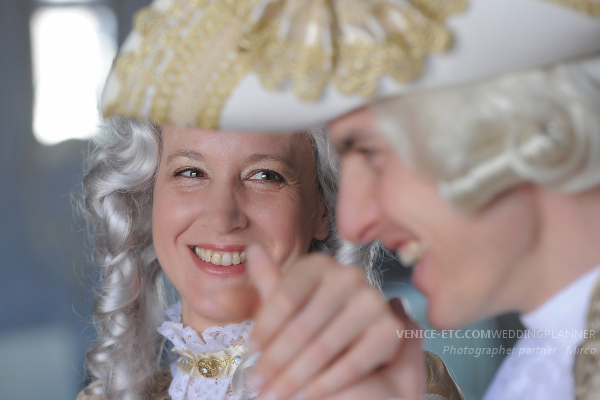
[157,302,258,400]
[521,265,600,347]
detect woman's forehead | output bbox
[161,126,315,166]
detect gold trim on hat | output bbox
[545,0,600,18]
[103,0,466,129]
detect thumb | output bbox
[246,244,281,300]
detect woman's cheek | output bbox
[152,181,195,266]
[247,191,313,266]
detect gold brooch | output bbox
[179,352,244,379]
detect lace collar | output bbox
[157,302,258,400]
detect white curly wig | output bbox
[371,54,600,212]
[81,119,380,400]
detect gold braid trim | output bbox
[243,0,466,101]
[103,0,466,129]
[105,0,253,128]
[423,351,465,400]
[544,0,600,18]
[575,275,600,400]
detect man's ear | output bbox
[313,202,329,241]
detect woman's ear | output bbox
[313,203,329,241]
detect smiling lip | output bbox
[189,245,247,277]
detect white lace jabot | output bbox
[157,302,259,400]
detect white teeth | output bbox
[221,252,232,266]
[397,241,428,267]
[193,247,246,266]
[211,252,222,265]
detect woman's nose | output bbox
[336,158,383,244]
[202,182,248,234]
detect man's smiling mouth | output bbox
[397,240,428,267]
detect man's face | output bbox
[329,107,539,329]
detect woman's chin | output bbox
[181,288,256,329]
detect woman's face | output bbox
[329,107,539,329]
[153,126,327,328]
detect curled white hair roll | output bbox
[371,54,600,212]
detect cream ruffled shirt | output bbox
[157,302,259,400]
[483,266,600,400]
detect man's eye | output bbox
[250,170,284,182]
[358,147,384,165]
[358,147,376,158]
[175,168,205,178]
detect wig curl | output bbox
[372,54,600,212]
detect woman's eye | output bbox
[175,168,205,178]
[249,170,285,182]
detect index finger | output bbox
[246,244,281,299]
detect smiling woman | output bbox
[153,126,328,332]
[80,116,384,400]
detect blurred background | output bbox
[0,0,520,398]
[0,1,151,399]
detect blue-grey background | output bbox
[0,1,518,398]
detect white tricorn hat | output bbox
[101,0,600,132]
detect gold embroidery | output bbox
[575,275,600,400]
[182,353,242,378]
[424,351,465,399]
[545,0,600,17]
[244,0,466,101]
[103,0,466,129]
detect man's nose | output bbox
[202,181,248,234]
[336,158,382,244]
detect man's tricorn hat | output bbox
[101,0,600,132]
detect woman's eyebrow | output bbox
[166,150,205,164]
[249,154,296,170]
